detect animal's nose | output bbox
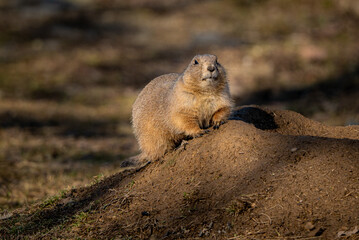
[207,65,215,72]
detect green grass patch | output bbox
[40,190,67,209]
[72,211,89,228]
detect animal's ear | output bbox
[215,58,220,66]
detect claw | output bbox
[213,120,226,130]
[177,140,188,151]
[193,129,210,138]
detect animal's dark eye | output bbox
[194,59,199,65]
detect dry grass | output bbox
[0,98,138,210]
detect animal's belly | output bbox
[197,99,217,129]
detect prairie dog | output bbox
[132,54,233,161]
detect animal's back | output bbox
[132,73,179,123]
[132,73,180,160]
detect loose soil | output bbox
[1,106,358,239]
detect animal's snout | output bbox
[207,65,215,72]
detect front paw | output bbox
[192,129,210,138]
[213,120,226,130]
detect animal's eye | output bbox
[194,59,199,65]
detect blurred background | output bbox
[0,0,358,211]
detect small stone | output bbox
[305,222,315,231]
[337,226,358,237]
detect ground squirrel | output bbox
[132,54,233,161]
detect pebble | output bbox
[305,221,315,231]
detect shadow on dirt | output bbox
[230,107,278,130]
[237,63,359,109]
[1,169,134,236]
[71,151,126,164]
[0,111,125,138]
[1,0,136,44]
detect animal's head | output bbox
[183,54,227,92]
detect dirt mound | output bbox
[1,106,358,239]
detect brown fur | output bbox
[132,54,233,161]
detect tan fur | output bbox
[132,54,233,161]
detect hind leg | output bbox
[139,137,173,161]
[137,129,175,162]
